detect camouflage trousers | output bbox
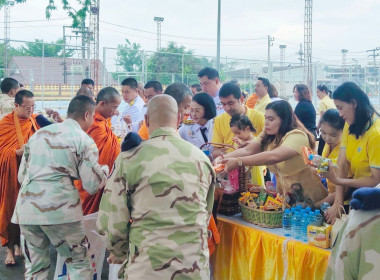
[20,221,93,280]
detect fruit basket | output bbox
[239,201,284,228]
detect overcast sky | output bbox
[2,0,380,66]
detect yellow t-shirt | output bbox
[254,94,271,114]
[322,144,340,193]
[255,129,328,203]
[319,95,336,113]
[341,118,380,179]
[212,106,265,185]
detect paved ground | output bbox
[0,245,110,279]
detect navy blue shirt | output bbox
[294,100,316,132]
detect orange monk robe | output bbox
[75,111,120,215]
[246,93,259,109]
[208,216,220,255]
[0,112,39,246]
[138,120,149,140]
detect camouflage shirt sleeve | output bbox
[78,140,108,195]
[17,142,30,185]
[97,156,130,261]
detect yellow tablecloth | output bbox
[212,215,331,280]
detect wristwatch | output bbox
[237,158,243,167]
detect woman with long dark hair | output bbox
[323,82,380,223]
[294,84,317,139]
[216,100,328,206]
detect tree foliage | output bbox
[116,39,142,72]
[146,42,210,85]
[0,0,91,28]
[20,39,75,57]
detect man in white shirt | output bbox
[198,67,224,116]
[112,77,145,133]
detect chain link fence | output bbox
[1,38,380,111]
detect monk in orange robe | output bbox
[0,90,39,265]
[246,92,259,109]
[75,87,121,215]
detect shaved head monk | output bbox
[75,86,121,215]
[76,86,95,101]
[0,90,39,265]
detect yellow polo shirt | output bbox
[212,107,265,185]
[254,94,271,114]
[319,95,336,113]
[322,144,340,193]
[341,118,380,179]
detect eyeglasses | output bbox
[20,104,37,110]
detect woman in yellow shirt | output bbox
[323,82,380,223]
[313,109,345,207]
[216,100,328,207]
[317,85,336,155]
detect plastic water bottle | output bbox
[301,214,310,242]
[312,209,323,226]
[283,209,292,236]
[293,213,302,239]
[320,202,331,213]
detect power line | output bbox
[100,20,266,42]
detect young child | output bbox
[315,109,345,207]
[230,114,256,148]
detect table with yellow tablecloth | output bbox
[211,214,331,280]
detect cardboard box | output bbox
[307,224,332,249]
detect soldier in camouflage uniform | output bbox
[0,77,19,120]
[324,207,380,279]
[97,95,215,280]
[12,95,109,280]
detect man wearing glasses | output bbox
[0,90,39,266]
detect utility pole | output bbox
[89,0,100,90]
[154,17,164,51]
[367,47,380,98]
[341,49,348,81]
[297,43,304,66]
[304,0,313,89]
[341,49,348,67]
[279,45,287,96]
[267,35,274,81]
[216,0,221,71]
[3,0,15,75]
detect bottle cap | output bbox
[285,209,290,214]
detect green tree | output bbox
[116,39,142,72]
[0,0,91,28]
[20,39,75,57]
[147,42,211,85]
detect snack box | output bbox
[307,224,332,249]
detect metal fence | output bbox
[1,38,380,110]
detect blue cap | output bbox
[291,207,296,212]
[305,207,311,212]
[203,150,210,156]
[308,154,314,160]
[285,209,290,214]
[315,210,321,215]
[296,205,302,209]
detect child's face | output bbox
[231,125,251,141]
[320,122,342,148]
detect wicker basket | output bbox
[239,201,284,228]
